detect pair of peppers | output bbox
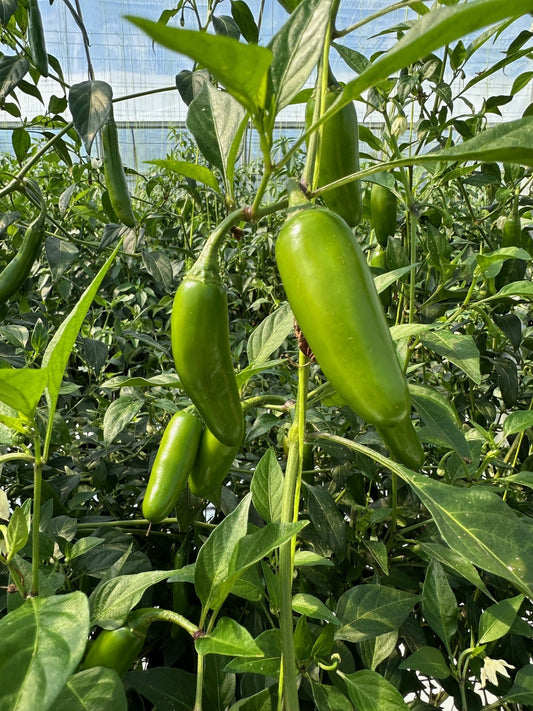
[143,245,243,522]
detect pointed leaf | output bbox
[0,592,90,711]
[89,570,174,629]
[410,384,470,459]
[251,448,284,523]
[196,617,264,657]
[306,483,347,561]
[53,668,127,711]
[503,411,533,438]
[418,541,494,600]
[396,466,533,598]
[0,367,47,419]
[268,0,333,113]
[126,17,271,115]
[247,301,294,366]
[478,594,524,645]
[68,81,112,154]
[339,670,410,711]
[146,158,221,193]
[422,560,458,654]
[0,0,17,26]
[293,593,339,625]
[503,665,533,706]
[335,585,417,643]
[102,395,143,445]
[195,493,251,610]
[399,646,450,679]
[0,56,29,104]
[420,330,481,384]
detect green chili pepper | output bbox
[142,411,202,523]
[0,200,46,305]
[27,0,48,77]
[101,109,136,228]
[81,609,150,678]
[276,205,423,468]
[171,249,244,448]
[189,426,242,498]
[371,183,397,248]
[306,87,362,228]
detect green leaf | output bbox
[488,280,533,300]
[195,493,251,611]
[231,1,259,44]
[126,17,272,115]
[224,629,281,676]
[478,594,524,645]
[410,384,470,460]
[395,466,533,598]
[68,80,112,154]
[146,158,221,194]
[292,593,339,625]
[247,301,294,366]
[310,680,354,711]
[68,537,105,561]
[0,367,47,419]
[339,669,410,711]
[0,592,90,711]
[503,471,533,489]
[422,560,458,654]
[6,506,29,562]
[251,448,284,523]
[503,411,533,438]
[141,251,173,294]
[267,0,333,113]
[196,617,264,657]
[305,483,347,561]
[0,0,17,26]
[399,646,450,679]
[293,550,334,567]
[417,541,494,600]
[342,1,533,109]
[357,630,398,672]
[228,686,277,711]
[477,247,530,274]
[125,668,197,711]
[42,241,122,431]
[374,264,417,294]
[335,585,417,643]
[102,395,143,445]
[89,570,174,629]
[0,56,29,104]
[186,81,247,190]
[420,330,481,384]
[53,668,127,711]
[502,665,533,706]
[102,373,181,390]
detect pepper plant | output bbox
[0,1,532,710]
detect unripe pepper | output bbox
[27,0,48,77]
[142,411,202,522]
[306,88,362,228]
[496,196,526,289]
[101,109,136,228]
[0,199,46,305]
[275,205,423,469]
[371,183,397,248]
[81,609,150,678]
[189,426,242,498]
[171,247,244,448]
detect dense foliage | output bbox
[0,1,532,710]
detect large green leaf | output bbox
[267,0,333,114]
[420,330,481,384]
[0,0,18,26]
[146,158,221,194]
[396,466,533,598]
[89,570,174,629]
[251,448,284,524]
[410,383,470,460]
[42,240,123,450]
[186,81,247,191]
[422,560,458,654]
[335,584,417,643]
[339,670,410,711]
[0,56,29,105]
[305,482,347,561]
[68,81,112,154]
[195,617,264,657]
[247,301,294,367]
[53,668,127,711]
[0,367,48,419]
[126,17,272,115]
[478,594,524,645]
[0,592,90,711]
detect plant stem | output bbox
[194,653,205,711]
[31,430,43,596]
[278,348,310,711]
